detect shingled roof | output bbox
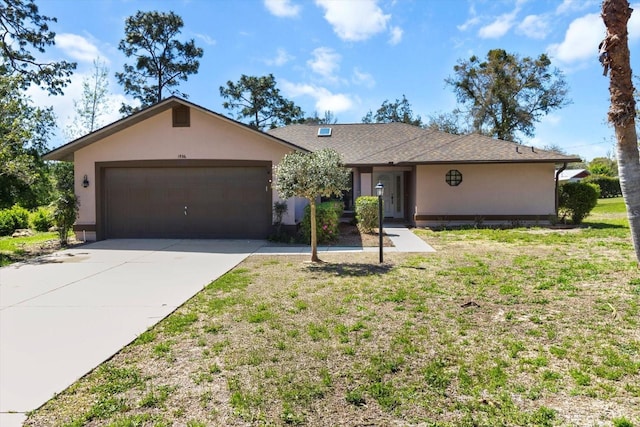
[44,97,307,162]
[267,123,581,166]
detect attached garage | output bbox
[43,97,306,242]
[98,161,272,239]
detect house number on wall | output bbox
[178,154,187,159]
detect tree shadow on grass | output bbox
[307,262,394,277]
[581,221,629,229]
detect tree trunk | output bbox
[602,0,640,265]
[310,199,320,262]
[157,70,163,103]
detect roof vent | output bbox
[317,127,332,137]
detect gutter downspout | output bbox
[555,162,567,216]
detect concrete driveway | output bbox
[0,239,265,427]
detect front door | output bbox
[374,172,403,219]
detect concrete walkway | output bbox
[383,223,436,253]
[255,223,435,255]
[0,226,432,426]
[0,239,265,427]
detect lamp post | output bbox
[375,181,384,263]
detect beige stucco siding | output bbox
[74,108,295,231]
[414,163,556,219]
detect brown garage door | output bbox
[103,165,271,239]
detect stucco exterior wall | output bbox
[73,108,295,238]
[414,163,556,225]
[360,173,372,196]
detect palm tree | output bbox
[602,0,640,265]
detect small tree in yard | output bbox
[274,149,351,262]
[53,193,78,245]
[51,162,78,245]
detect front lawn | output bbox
[0,232,60,267]
[25,198,640,426]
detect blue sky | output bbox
[30,0,640,161]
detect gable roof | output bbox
[558,168,590,180]
[268,123,582,166]
[43,96,308,162]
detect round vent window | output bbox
[445,169,462,186]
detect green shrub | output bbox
[355,196,381,233]
[583,175,621,198]
[300,201,342,244]
[0,210,14,236]
[0,205,30,236]
[328,200,344,217]
[9,205,29,229]
[558,182,600,224]
[30,207,54,232]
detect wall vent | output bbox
[172,105,190,127]
[317,127,332,137]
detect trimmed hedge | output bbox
[559,182,600,224]
[583,175,621,198]
[300,201,343,244]
[355,196,380,233]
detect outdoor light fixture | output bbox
[82,174,90,188]
[375,181,384,263]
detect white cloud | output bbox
[388,26,403,45]
[556,0,578,14]
[556,0,597,15]
[194,33,216,46]
[352,68,375,88]
[478,10,518,39]
[457,16,480,32]
[264,0,301,18]
[457,3,479,31]
[266,48,294,66]
[541,113,562,126]
[476,1,528,39]
[517,15,550,39]
[307,47,341,80]
[281,80,354,113]
[315,0,390,41]
[55,33,102,63]
[547,13,603,64]
[315,91,353,113]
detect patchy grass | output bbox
[25,198,640,426]
[591,197,629,214]
[0,232,60,266]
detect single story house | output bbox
[557,168,590,183]
[269,123,581,227]
[44,97,580,241]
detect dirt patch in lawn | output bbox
[334,222,394,247]
[0,237,83,266]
